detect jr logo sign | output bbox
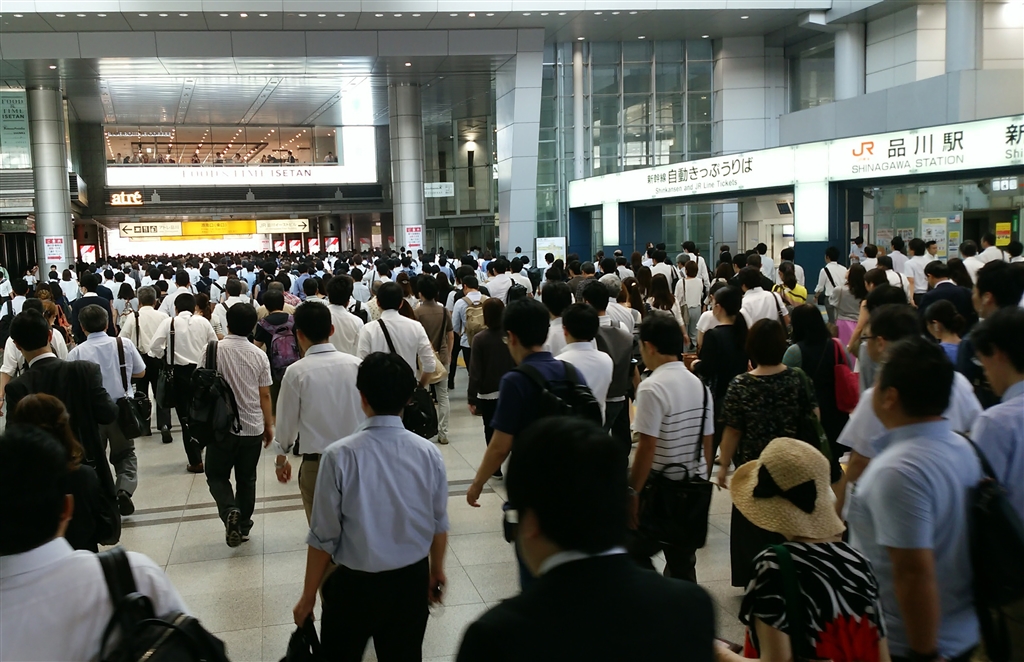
[852,142,874,158]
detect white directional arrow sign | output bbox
[119,221,183,238]
[255,219,310,233]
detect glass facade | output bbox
[536,39,715,241]
[789,40,835,112]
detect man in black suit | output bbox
[918,260,978,331]
[70,272,116,343]
[4,310,121,539]
[456,417,715,662]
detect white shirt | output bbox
[839,373,982,460]
[685,252,711,289]
[327,303,364,356]
[59,279,80,302]
[271,344,365,456]
[117,305,169,355]
[9,295,26,315]
[486,273,514,304]
[760,255,775,282]
[979,245,1008,264]
[633,361,714,477]
[0,538,188,662]
[696,310,720,336]
[352,281,371,303]
[511,272,532,293]
[884,270,912,301]
[963,256,985,284]
[2,332,68,376]
[158,285,193,317]
[903,255,931,294]
[815,262,848,296]
[543,317,569,357]
[149,311,218,365]
[558,341,613,422]
[650,262,676,286]
[606,300,636,329]
[357,309,435,378]
[860,257,878,271]
[617,266,635,281]
[773,262,806,287]
[675,277,704,310]
[888,249,908,274]
[210,296,248,335]
[67,332,145,401]
[741,287,786,324]
[0,279,10,299]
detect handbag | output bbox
[115,338,150,439]
[793,368,842,484]
[637,386,713,549]
[378,319,439,438]
[420,310,449,386]
[279,617,321,662]
[154,320,176,410]
[831,339,859,414]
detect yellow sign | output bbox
[996,222,1012,246]
[110,191,144,206]
[134,235,224,241]
[181,220,256,237]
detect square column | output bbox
[388,83,425,253]
[27,86,74,273]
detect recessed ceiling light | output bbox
[630,11,638,14]
[702,34,709,38]
[179,13,188,17]
[577,36,585,40]
[541,12,548,16]
[594,11,602,15]
[268,63,274,67]
[469,12,476,17]
[612,11,620,15]
[220,13,228,17]
[49,65,57,69]
[13,14,23,18]
[375,13,384,17]
[412,13,421,16]
[558,12,567,15]
[405,62,412,66]
[318,13,326,17]
[487,12,495,16]
[259,13,267,17]
[55,13,66,17]
[240,13,247,17]
[450,13,458,16]
[638,35,646,39]
[394,13,402,17]
[97,13,106,17]
[298,13,307,17]
[523,12,531,16]
[337,13,345,17]
[159,13,168,17]
[138,13,147,17]
[740,14,749,18]
[77,13,86,17]
[196,64,204,68]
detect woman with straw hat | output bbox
[717,437,891,662]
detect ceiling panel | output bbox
[40,13,133,31]
[105,76,184,124]
[184,76,271,124]
[160,58,239,75]
[120,12,210,31]
[0,13,54,31]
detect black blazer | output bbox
[918,282,978,331]
[456,554,716,662]
[70,294,116,343]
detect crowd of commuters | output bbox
[0,233,1022,662]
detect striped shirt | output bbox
[633,362,714,478]
[200,334,272,436]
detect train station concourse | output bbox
[0,1,1023,661]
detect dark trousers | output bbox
[204,433,261,536]
[321,557,429,662]
[139,354,171,432]
[604,400,631,456]
[627,531,698,583]
[448,344,471,389]
[171,364,202,465]
[476,399,501,477]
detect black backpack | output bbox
[527,267,543,293]
[349,300,369,324]
[515,361,603,426]
[0,299,14,347]
[189,341,241,444]
[506,281,529,303]
[98,547,228,662]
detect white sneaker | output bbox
[438,436,449,445]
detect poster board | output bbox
[44,236,65,263]
[921,218,948,258]
[535,237,567,263]
[876,228,894,247]
[996,222,1012,246]
[897,228,915,242]
[0,91,31,169]
[308,238,320,254]
[404,226,423,252]
[288,239,302,253]
[948,231,961,258]
[324,237,340,253]
[273,240,286,252]
[79,245,96,263]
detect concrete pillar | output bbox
[946,0,981,72]
[572,42,585,180]
[27,86,74,274]
[388,83,425,253]
[834,23,866,101]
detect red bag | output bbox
[833,339,859,414]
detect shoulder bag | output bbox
[420,309,449,386]
[154,320,177,410]
[115,338,151,439]
[831,339,859,414]
[378,319,439,438]
[792,368,841,483]
[637,385,713,549]
[818,266,837,306]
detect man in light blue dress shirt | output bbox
[293,351,449,660]
[848,336,980,662]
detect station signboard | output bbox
[119,221,182,238]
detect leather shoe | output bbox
[117,490,135,516]
[160,426,173,444]
[186,462,204,474]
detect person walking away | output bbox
[675,261,703,351]
[202,304,273,547]
[67,304,145,517]
[451,275,486,386]
[293,352,448,661]
[254,290,300,415]
[847,337,981,662]
[557,304,612,424]
[414,275,454,444]
[118,286,172,441]
[149,292,218,473]
[325,275,364,356]
[831,264,867,348]
[467,299,516,478]
[456,417,715,662]
[924,300,966,364]
[356,282,436,383]
[813,247,848,324]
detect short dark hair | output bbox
[492,258,509,275]
[327,274,353,306]
[908,238,926,256]
[9,311,51,351]
[417,274,438,301]
[263,290,284,312]
[461,274,479,290]
[639,310,684,357]
[226,279,243,297]
[825,246,841,262]
[1008,240,1024,259]
[865,284,910,311]
[541,281,573,318]
[580,280,610,312]
[0,424,70,555]
[302,278,319,297]
[11,277,28,296]
[960,240,978,257]
[738,266,762,290]
[971,306,1024,372]
[878,336,952,416]
[175,293,196,314]
[877,255,893,270]
[976,261,1024,308]
[924,260,950,279]
[789,304,830,344]
[756,243,767,255]
[581,261,596,275]
[79,304,109,334]
[891,236,905,252]
[981,232,997,247]
[869,303,920,342]
[600,257,617,274]
[482,298,505,331]
[226,301,257,336]
[293,300,332,343]
[561,303,599,342]
[81,272,99,292]
[780,247,795,262]
[175,270,190,286]
[507,417,627,554]
[503,298,550,348]
[864,244,878,258]
[376,281,403,310]
[745,253,762,268]
[356,352,416,416]
[746,319,788,366]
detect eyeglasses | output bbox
[861,334,879,341]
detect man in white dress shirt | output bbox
[682,242,711,292]
[357,282,435,383]
[979,232,1008,264]
[485,257,515,304]
[557,304,613,423]
[158,270,194,318]
[273,301,365,521]
[6,278,28,315]
[541,281,574,357]
[650,249,678,290]
[325,275,364,356]
[739,268,790,327]
[0,425,189,662]
[756,243,775,282]
[814,246,849,323]
[600,275,635,329]
[903,238,932,307]
[118,286,172,441]
[888,236,909,275]
[860,244,879,271]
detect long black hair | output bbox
[713,285,748,351]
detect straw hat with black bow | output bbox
[730,437,845,540]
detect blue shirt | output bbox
[970,380,1024,520]
[847,420,980,658]
[490,351,588,436]
[307,416,449,573]
[292,273,309,300]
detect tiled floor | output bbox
[96,369,745,661]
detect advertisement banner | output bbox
[79,245,97,263]
[921,218,948,257]
[404,226,423,251]
[876,228,894,246]
[273,240,286,252]
[288,239,302,253]
[536,237,567,263]
[996,222,1012,246]
[324,237,340,253]
[358,237,372,253]
[308,238,320,254]
[106,163,377,188]
[897,228,915,242]
[0,91,31,169]
[948,231,961,258]
[44,236,65,263]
